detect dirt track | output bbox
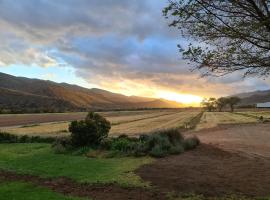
[138,123,270,197]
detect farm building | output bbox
[256,102,270,108]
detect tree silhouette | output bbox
[164,0,270,77]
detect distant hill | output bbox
[233,90,270,105]
[0,72,182,112]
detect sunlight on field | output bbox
[196,112,258,130]
[3,110,264,137]
[237,111,270,119]
[103,110,176,125]
[110,111,200,136]
[1,110,200,137]
[1,122,70,137]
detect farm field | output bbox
[196,112,258,130]
[1,110,270,199]
[236,111,270,119]
[1,109,200,137]
[0,110,179,128]
[110,111,200,136]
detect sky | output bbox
[0,0,270,106]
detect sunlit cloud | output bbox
[157,91,203,105]
[0,0,269,105]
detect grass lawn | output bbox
[0,182,87,200]
[0,143,153,187]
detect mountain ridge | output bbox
[233,90,270,105]
[0,72,182,112]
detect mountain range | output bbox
[0,72,182,112]
[234,90,270,105]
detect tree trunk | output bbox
[230,105,234,112]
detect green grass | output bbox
[0,182,87,200]
[0,143,153,187]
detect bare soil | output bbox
[137,144,270,197]
[137,123,270,197]
[0,170,166,200]
[193,123,270,158]
[0,113,87,127]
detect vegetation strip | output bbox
[0,170,166,200]
[185,111,204,130]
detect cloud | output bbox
[0,0,269,98]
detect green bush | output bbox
[169,145,184,155]
[100,137,114,150]
[131,141,149,157]
[101,129,199,158]
[0,132,55,144]
[52,143,68,154]
[149,145,167,158]
[69,112,111,147]
[18,135,31,143]
[145,133,171,152]
[111,137,134,153]
[0,132,18,143]
[184,136,200,150]
[159,129,184,146]
[51,137,72,154]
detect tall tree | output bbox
[216,97,228,112]
[227,96,241,112]
[201,97,216,111]
[163,0,270,77]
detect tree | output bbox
[216,97,228,112]
[69,112,111,147]
[227,97,241,112]
[163,1,270,77]
[201,97,216,111]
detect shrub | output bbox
[100,137,114,150]
[132,142,148,157]
[69,112,111,147]
[184,136,200,150]
[0,132,55,144]
[159,129,184,146]
[18,135,31,143]
[51,137,72,154]
[111,138,133,152]
[149,145,167,158]
[139,134,150,142]
[53,143,68,154]
[169,145,185,155]
[146,133,171,152]
[0,132,18,143]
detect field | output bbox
[196,111,258,130]
[236,111,270,119]
[0,109,201,137]
[1,109,270,200]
